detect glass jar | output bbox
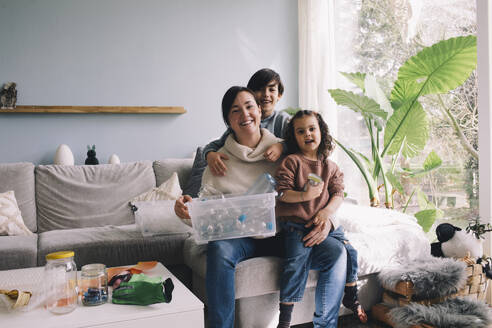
[44,251,78,314]
[80,263,108,306]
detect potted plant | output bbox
[328,35,477,231]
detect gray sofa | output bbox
[0,159,386,327]
[0,160,193,284]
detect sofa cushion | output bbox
[153,158,193,188]
[36,161,155,233]
[38,224,191,268]
[182,147,207,198]
[182,236,320,299]
[0,162,36,232]
[0,234,38,270]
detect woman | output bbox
[174,86,347,328]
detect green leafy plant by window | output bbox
[328,35,476,230]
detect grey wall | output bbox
[0,0,298,164]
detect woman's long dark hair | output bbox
[284,110,335,159]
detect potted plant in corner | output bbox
[328,35,477,232]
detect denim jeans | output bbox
[279,223,348,327]
[206,236,283,328]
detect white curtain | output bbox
[298,0,337,138]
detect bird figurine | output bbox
[0,82,17,109]
[85,145,99,165]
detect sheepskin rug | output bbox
[378,257,467,300]
[389,297,492,328]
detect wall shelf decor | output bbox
[0,105,186,114]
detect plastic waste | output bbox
[245,173,277,195]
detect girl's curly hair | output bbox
[284,110,335,159]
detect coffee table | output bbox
[0,262,204,328]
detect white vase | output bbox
[54,144,74,165]
[108,154,121,164]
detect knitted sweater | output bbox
[275,153,345,229]
[200,129,282,196]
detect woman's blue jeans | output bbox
[206,230,347,328]
[206,236,282,328]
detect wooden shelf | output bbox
[0,105,186,114]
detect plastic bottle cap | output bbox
[46,250,75,260]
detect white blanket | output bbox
[337,202,431,277]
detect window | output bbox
[331,0,478,236]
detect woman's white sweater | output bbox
[200,128,282,196]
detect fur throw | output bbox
[379,258,467,300]
[389,297,492,328]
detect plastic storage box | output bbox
[187,192,276,244]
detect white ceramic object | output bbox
[53,144,74,165]
[108,154,121,164]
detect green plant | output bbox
[328,35,476,228]
[466,216,492,240]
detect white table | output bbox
[0,262,204,328]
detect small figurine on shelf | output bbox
[0,82,17,109]
[85,145,99,165]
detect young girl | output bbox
[275,110,367,327]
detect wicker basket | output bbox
[372,256,489,328]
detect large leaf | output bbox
[417,188,433,210]
[328,89,387,121]
[390,79,421,110]
[401,151,443,177]
[386,171,404,195]
[340,72,366,91]
[415,209,443,232]
[365,74,393,118]
[384,100,429,158]
[397,35,477,95]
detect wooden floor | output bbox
[292,313,391,328]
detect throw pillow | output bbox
[182,147,207,198]
[130,172,192,236]
[131,172,182,203]
[0,191,33,236]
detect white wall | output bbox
[0,0,298,164]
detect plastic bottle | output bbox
[245,173,277,195]
[44,251,78,314]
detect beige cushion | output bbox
[133,172,192,236]
[131,172,182,203]
[0,191,33,236]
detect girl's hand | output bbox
[302,217,332,247]
[206,152,229,176]
[264,143,283,162]
[305,211,334,228]
[302,183,325,202]
[174,195,192,220]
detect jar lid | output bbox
[46,250,75,260]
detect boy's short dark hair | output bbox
[221,86,258,127]
[247,68,284,95]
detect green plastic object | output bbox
[112,274,174,306]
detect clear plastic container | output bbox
[244,173,277,195]
[44,251,78,314]
[188,192,276,244]
[80,264,108,306]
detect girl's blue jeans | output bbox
[206,228,347,328]
[280,223,358,305]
